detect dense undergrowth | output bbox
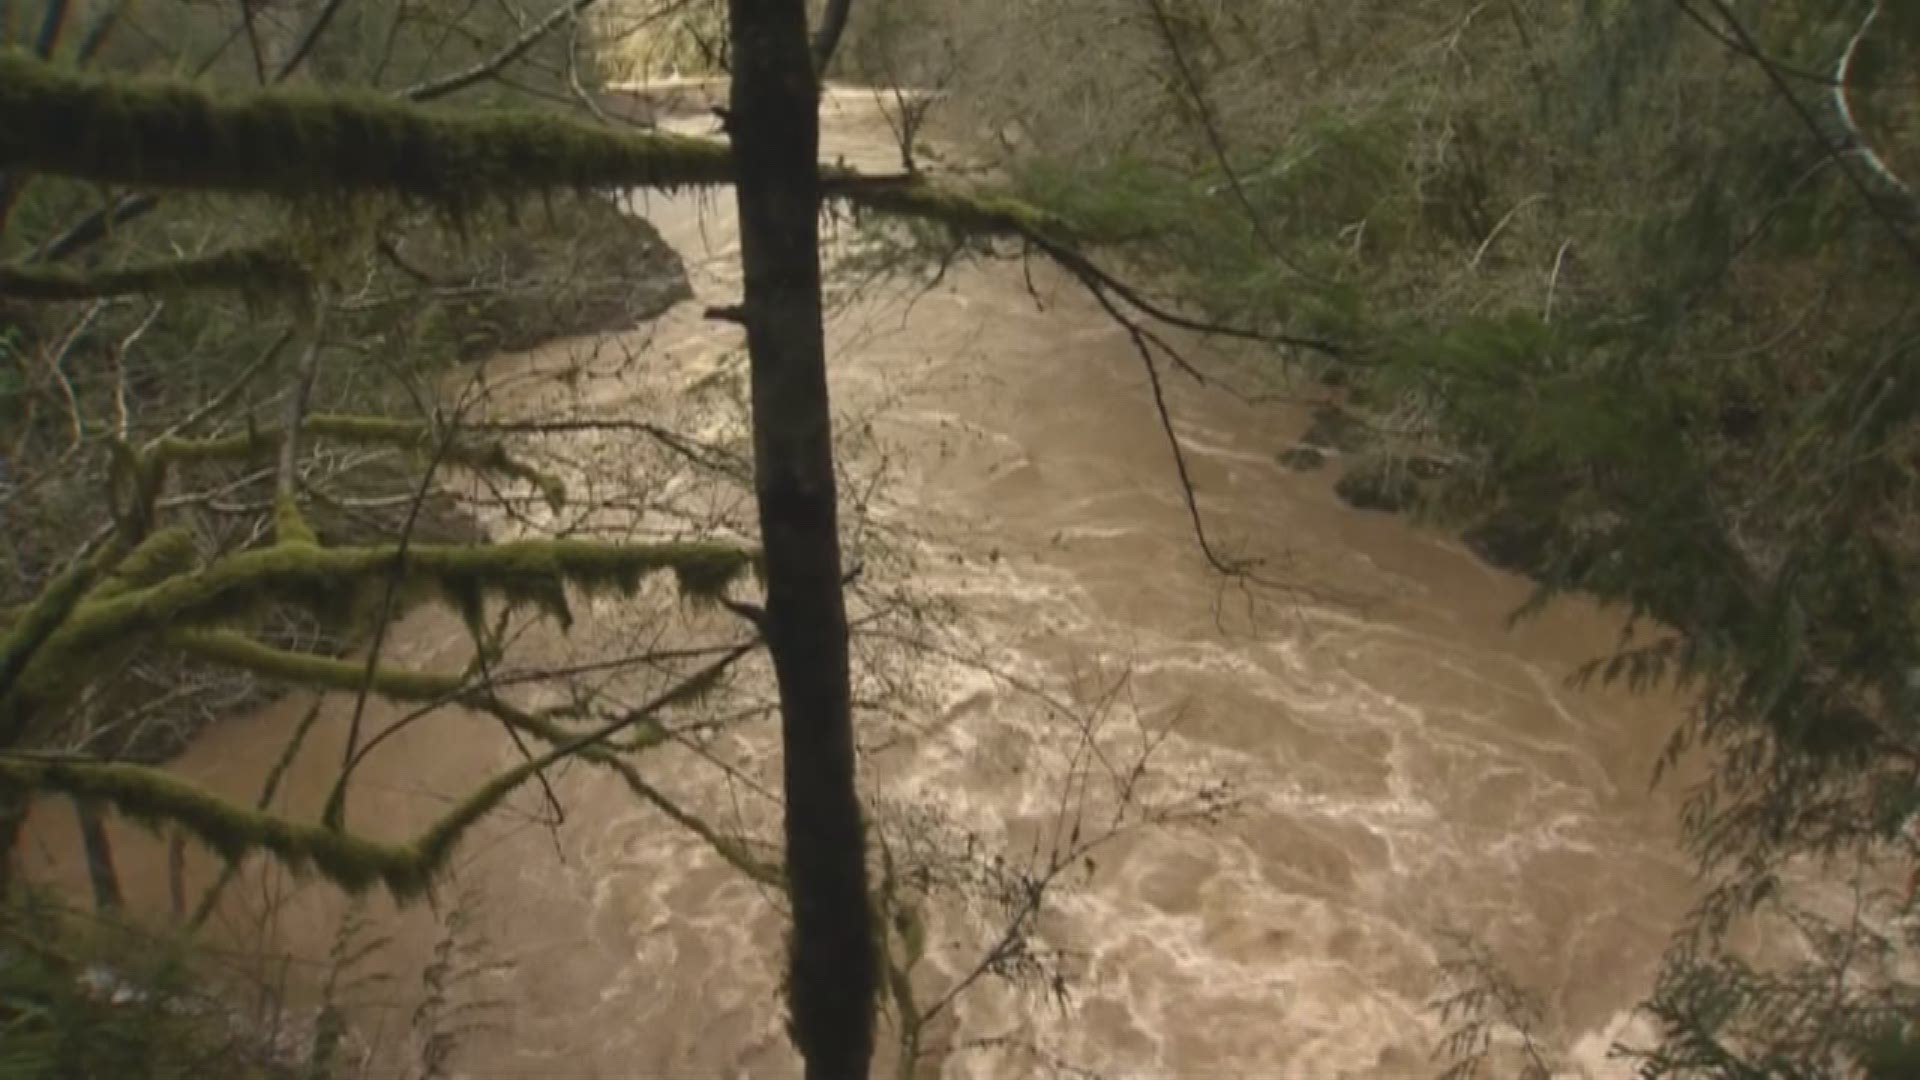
[832,0,1920,1074]
[0,0,696,1071]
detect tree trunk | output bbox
[811,0,855,73]
[168,830,188,923]
[725,2,875,1077]
[0,790,26,900]
[75,798,124,911]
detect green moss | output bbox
[149,430,273,464]
[418,538,755,622]
[0,757,445,896]
[0,53,1091,274]
[824,171,1072,240]
[168,630,459,701]
[90,528,199,601]
[162,632,741,883]
[446,439,568,513]
[0,53,736,207]
[272,495,319,546]
[105,440,167,542]
[0,558,103,738]
[0,742,589,898]
[7,539,755,726]
[0,241,307,302]
[11,642,745,903]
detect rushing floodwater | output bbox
[25,91,1699,1078]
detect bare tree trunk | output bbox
[0,791,26,900]
[811,0,855,73]
[168,830,188,922]
[75,798,124,911]
[725,2,874,1076]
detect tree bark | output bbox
[0,791,26,900]
[811,0,855,73]
[75,798,124,911]
[168,830,188,922]
[726,2,874,1077]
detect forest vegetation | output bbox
[844,0,1920,1074]
[2,0,1919,1077]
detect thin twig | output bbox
[272,0,352,84]
[109,302,162,442]
[274,300,328,499]
[403,0,604,101]
[1139,0,1325,284]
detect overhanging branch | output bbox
[0,53,736,203]
[0,55,1347,358]
[0,754,462,897]
[0,648,732,898]
[0,240,307,301]
[0,538,757,740]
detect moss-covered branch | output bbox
[0,638,763,898]
[90,528,198,602]
[0,747,537,898]
[2,539,755,735]
[173,627,778,885]
[0,756,439,895]
[0,241,307,301]
[0,53,736,205]
[98,537,749,641]
[0,556,104,709]
[821,172,1072,240]
[0,55,1071,243]
[152,413,568,511]
[170,629,465,701]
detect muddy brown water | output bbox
[21,91,1697,1078]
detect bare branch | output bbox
[0,651,739,899]
[273,0,352,84]
[403,0,604,102]
[273,301,329,516]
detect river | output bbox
[21,89,1697,1078]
